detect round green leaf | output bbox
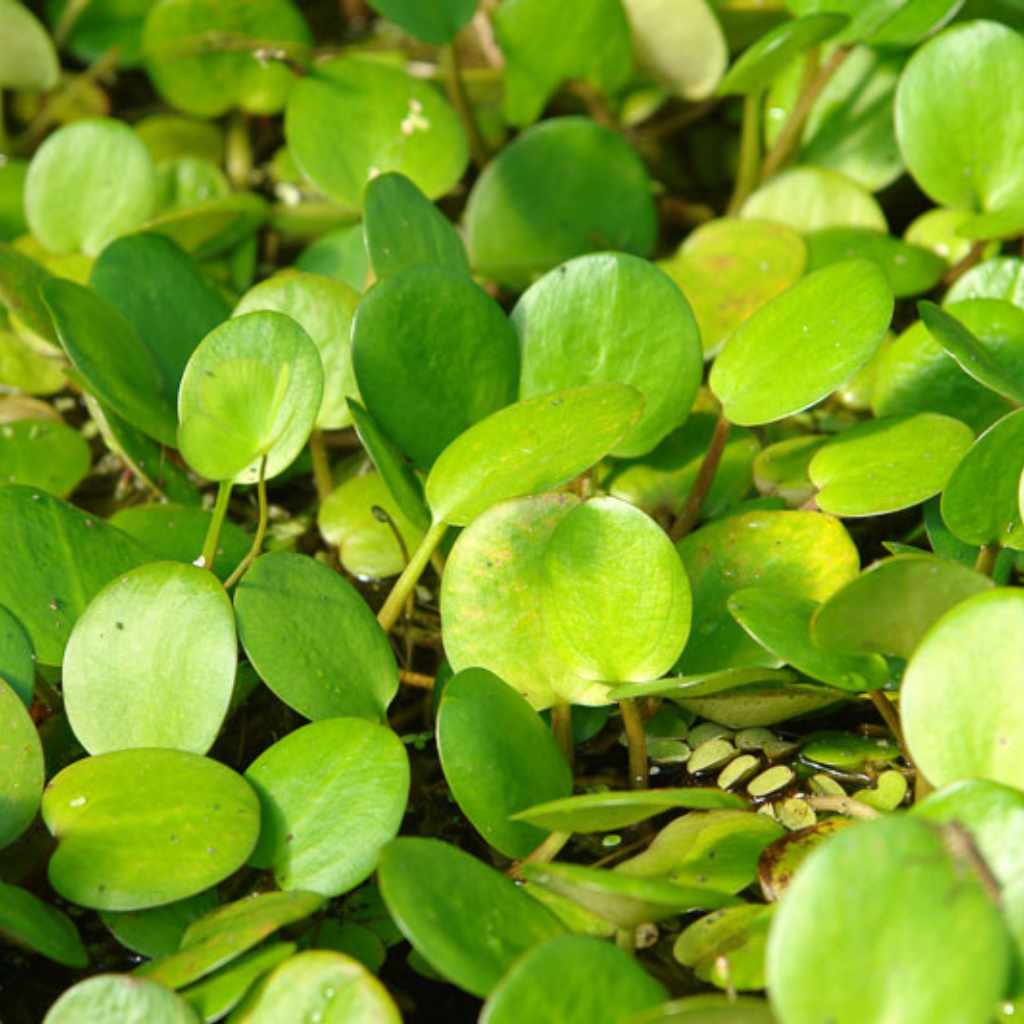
[25,118,157,257]
[0,678,44,850]
[177,311,324,484]
[710,259,893,425]
[465,117,657,290]
[426,383,643,527]
[285,57,467,209]
[0,0,59,91]
[872,299,1024,433]
[44,975,200,1024]
[903,588,1024,790]
[943,408,1024,545]
[90,232,230,395]
[728,588,889,692]
[43,279,179,446]
[441,493,603,709]
[318,471,426,580]
[659,218,806,359]
[234,551,398,721]
[480,934,666,1024]
[511,789,746,834]
[42,748,260,910]
[515,253,702,457]
[541,497,692,683]
[740,167,886,232]
[136,891,324,990]
[63,562,236,755]
[229,949,400,1023]
[677,510,859,674]
[806,228,945,298]
[143,0,312,117]
[621,0,727,101]
[719,13,847,96]
[101,890,220,959]
[245,717,408,896]
[0,881,87,967]
[896,21,1024,211]
[809,412,973,516]
[234,270,359,430]
[812,553,993,658]
[0,419,89,497]
[437,667,572,858]
[0,604,34,707]
[521,862,739,929]
[766,816,1011,1024]
[0,486,148,665]
[363,171,470,281]
[495,0,633,126]
[377,837,565,997]
[617,809,784,894]
[109,504,251,582]
[352,265,519,468]
[366,0,476,43]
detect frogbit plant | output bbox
[5,2,1024,1023]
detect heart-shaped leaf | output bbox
[494,0,633,126]
[677,510,859,674]
[234,552,398,721]
[234,270,359,430]
[142,0,312,117]
[377,837,565,997]
[177,311,324,484]
[437,667,572,858]
[896,21,1024,211]
[43,749,260,910]
[659,219,806,359]
[541,496,692,683]
[465,117,657,289]
[63,562,236,754]
[25,118,157,256]
[811,553,993,658]
[710,259,893,426]
[766,816,1010,1024]
[515,253,702,457]
[809,413,973,516]
[903,588,1024,790]
[245,717,409,896]
[285,57,467,209]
